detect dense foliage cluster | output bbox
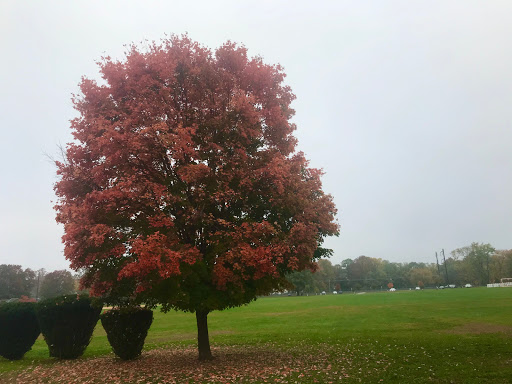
[101,307,153,360]
[0,302,40,360]
[36,294,101,359]
[54,36,338,311]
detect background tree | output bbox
[315,259,337,292]
[407,266,436,288]
[492,250,512,281]
[0,265,35,300]
[337,259,352,290]
[54,36,338,360]
[451,243,495,285]
[39,270,76,299]
[341,258,353,270]
[503,250,512,278]
[73,271,89,295]
[31,268,46,300]
[347,256,387,290]
[286,270,317,295]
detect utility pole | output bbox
[435,252,441,276]
[442,249,449,285]
[36,271,40,301]
[486,252,490,285]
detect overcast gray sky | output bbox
[1,1,511,271]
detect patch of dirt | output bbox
[443,323,512,336]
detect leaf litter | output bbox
[2,342,393,383]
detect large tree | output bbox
[0,265,36,300]
[39,270,76,299]
[54,36,338,360]
[287,269,318,295]
[451,243,495,285]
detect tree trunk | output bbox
[196,310,213,361]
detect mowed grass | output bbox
[1,288,511,383]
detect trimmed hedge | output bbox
[36,294,102,359]
[101,307,153,360]
[0,302,40,360]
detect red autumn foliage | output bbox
[54,35,338,359]
[19,295,36,303]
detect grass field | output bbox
[1,288,511,383]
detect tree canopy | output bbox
[39,270,76,300]
[0,265,35,300]
[54,36,338,359]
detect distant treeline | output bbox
[286,243,512,294]
[0,266,79,301]
[3,243,511,300]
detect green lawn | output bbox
[1,288,511,383]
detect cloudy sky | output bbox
[1,1,511,271]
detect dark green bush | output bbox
[101,307,153,360]
[36,294,102,359]
[0,302,40,360]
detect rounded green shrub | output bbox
[101,307,153,360]
[0,302,40,360]
[36,294,102,359]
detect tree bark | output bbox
[196,310,213,361]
